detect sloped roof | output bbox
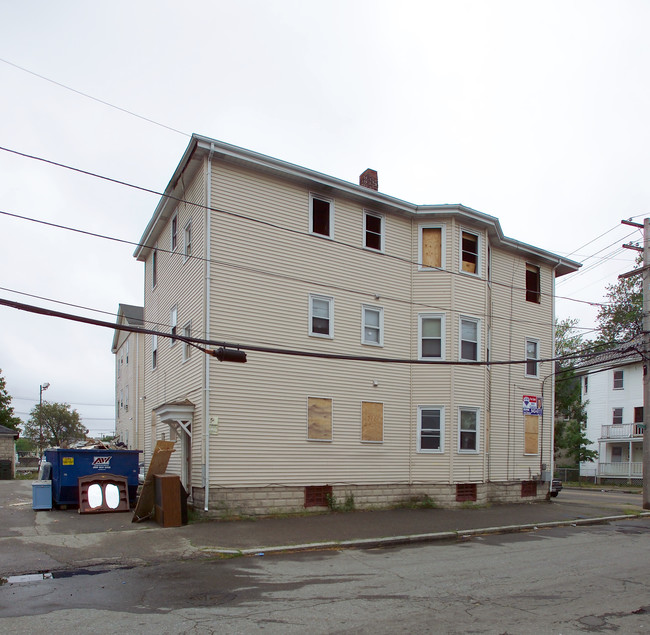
[111,303,144,353]
[134,134,581,277]
[0,424,19,439]
[574,337,643,375]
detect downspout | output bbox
[135,332,139,453]
[549,263,559,489]
[204,145,214,511]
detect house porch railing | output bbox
[600,423,644,439]
[597,462,642,478]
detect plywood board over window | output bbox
[422,227,442,268]
[524,415,539,454]
[308,397,332,441]
[362,401,383,442]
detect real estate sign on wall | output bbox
[522,395,542,416]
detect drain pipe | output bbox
[204,145,214,511]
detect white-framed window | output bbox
[417,406,444,453]
[182,322,191,362]
[152,334,158,369]
[309,294,333,338]
[117,353,121,378]
[362,305,383,346]
[170,306,178,346]
[171,214,178,251]
[419,225,445,270]
[419,314,444,360]
[460,316,479,361]
[584,376,588,394]
[525,338,539,378]
[612,407,623,425]
[460,230,479,275]
[613,370,624,390]
[309,193,334,238]
[364,211,384,252]
[184,221,192,261]
[459,407,480,452]
[125,386,129,412]
[125,339,129,365]
[119,389,123,409]
[151,247,158,289]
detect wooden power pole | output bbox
[621,218,649,509]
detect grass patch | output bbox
[326,492,356,512]
[395,495,438,510]
[14,471,38,480]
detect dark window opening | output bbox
[312,198,330,237]
[365,214,382,250]
[526,264,541,303]
[461,232,478,274]
[634,406,643,423]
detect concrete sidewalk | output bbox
[1,480,648,577]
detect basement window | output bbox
[521,481,537,497]
[304,485,332,508]
[456,483,477,502]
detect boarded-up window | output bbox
[461,231,478,274]
[524,415,539,454]
[362,401,383,442]
[308,397,332,441]
[526,263,541,303]
[422,227,442,268]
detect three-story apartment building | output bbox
[125,135,580,514]
[111,304,145,451]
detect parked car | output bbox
[550,479,563,497]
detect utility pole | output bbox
[621,218,649,509]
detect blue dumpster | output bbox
[45,449,141,506]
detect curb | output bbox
[202,512,650,557]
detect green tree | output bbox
[595,255,643,345]
[23,402,88,451]
[553,318,597,466]
[0,369,22,431]
[561,417,598,465]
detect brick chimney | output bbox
[359,168,378,191]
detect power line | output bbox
[0,57,190,138]
[0,295,619,368]
[0,145,596,312]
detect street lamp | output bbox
[39,382,50,456]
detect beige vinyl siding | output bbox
[487,247,554,481]
[206,161,415,486]
[143,166,206,488]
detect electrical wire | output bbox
[0,57,190,138]
[0,145,599,312]
[0,295,622,368]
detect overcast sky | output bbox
[1,1,648,436]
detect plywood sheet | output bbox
[362,401,383,442]
[132,440,176,522]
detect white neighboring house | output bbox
[111,304,145,451]
[576,348,644,484]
